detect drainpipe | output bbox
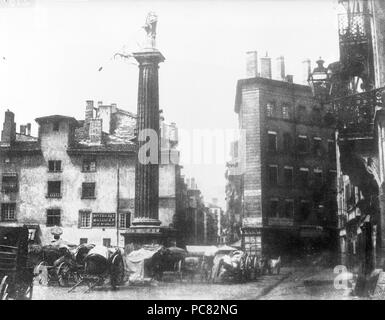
[116,164,120,247]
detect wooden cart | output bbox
[0,226,34,300]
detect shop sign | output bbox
[92,213,116,227]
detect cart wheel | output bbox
[57,262,71,287]
[0,276,9,300]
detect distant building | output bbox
[0,101,182,246]
[234,53,338,256]
[206,198,225,244]
[225,140,243,244]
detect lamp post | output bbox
[308,58,332,104]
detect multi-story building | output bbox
[0,100,182,247]
[320,0,385,275]
[234,54,338,256]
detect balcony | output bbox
[329,87,384,139]
[338,13,371,44]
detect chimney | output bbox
[89,118,103,144]
[20,125,26,135]
[190,178,196,190]
[1,110,16,145]
[260,52,272,79]
[275,56,285,81]
[26,123,31,136]
[98,104,112,134]
[285,75,294,83]
[111,103,117,113]
[85,100,94,123]
[302,59,311,85]
[246,51,258,78]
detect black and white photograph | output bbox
[1,0,385,306]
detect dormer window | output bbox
[53,121,60,131]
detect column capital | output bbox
[133,49,165,66]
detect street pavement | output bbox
[31,264,359,300]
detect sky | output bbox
[0,0,341,208]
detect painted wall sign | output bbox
[92,213,116,227]
[243,216,262,228]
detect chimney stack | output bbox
[20,125,26,135]
[89,118,103,144]
[302,59,311,85]
[98,104,112,134]
[85,100,94,123]
[275,56,285,81]
[26,123,31,136]
[1,110,16,145]
[260,52,272,79]
[285,75,294,83]
[246,51,258,78]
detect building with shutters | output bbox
[0,101,184,247]
[233,53,338,256]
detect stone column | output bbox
[132,50,165,227]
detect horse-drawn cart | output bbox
[0,226,34,300]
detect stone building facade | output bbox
[234,56,338,256]
[0,101,182,247]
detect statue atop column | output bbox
[143,11,158,49]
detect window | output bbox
[297,135,308,153]
[268,131,277,152]
[313,138,322,156]
[47,181,61,198]
[82,158,97,172]
[266,102,275,117]
[1,203,16,221]
[313,169,323,184]
[282,103,290,119]
[283,133,292,153]
[46,209,61,226]
[284,166,293,186]
[268,165,278,186]
[1,173,18,193]
[80,238,88,245]
[48,160,62,172]
[53,121,60,131]
[269,199,279,218]
[297,105,307,122]
[119,212,130,229]
[311,108,322,123]
[299,168,309,187]
[327,170,337,189]
[103,238,111,247]
[328,140,335,159]
[283,200,294,218]
[299,201,310,221]
[82,182,96,199]
[79,210,91,228]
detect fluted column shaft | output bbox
[132,50,165,226]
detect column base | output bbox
[122,225,176,247]
[131,217,161,226]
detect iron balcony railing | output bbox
[330,87,384,138]
[338,13,371,44]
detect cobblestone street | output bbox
[32,263,356,300]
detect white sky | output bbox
[0,0,340,208]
